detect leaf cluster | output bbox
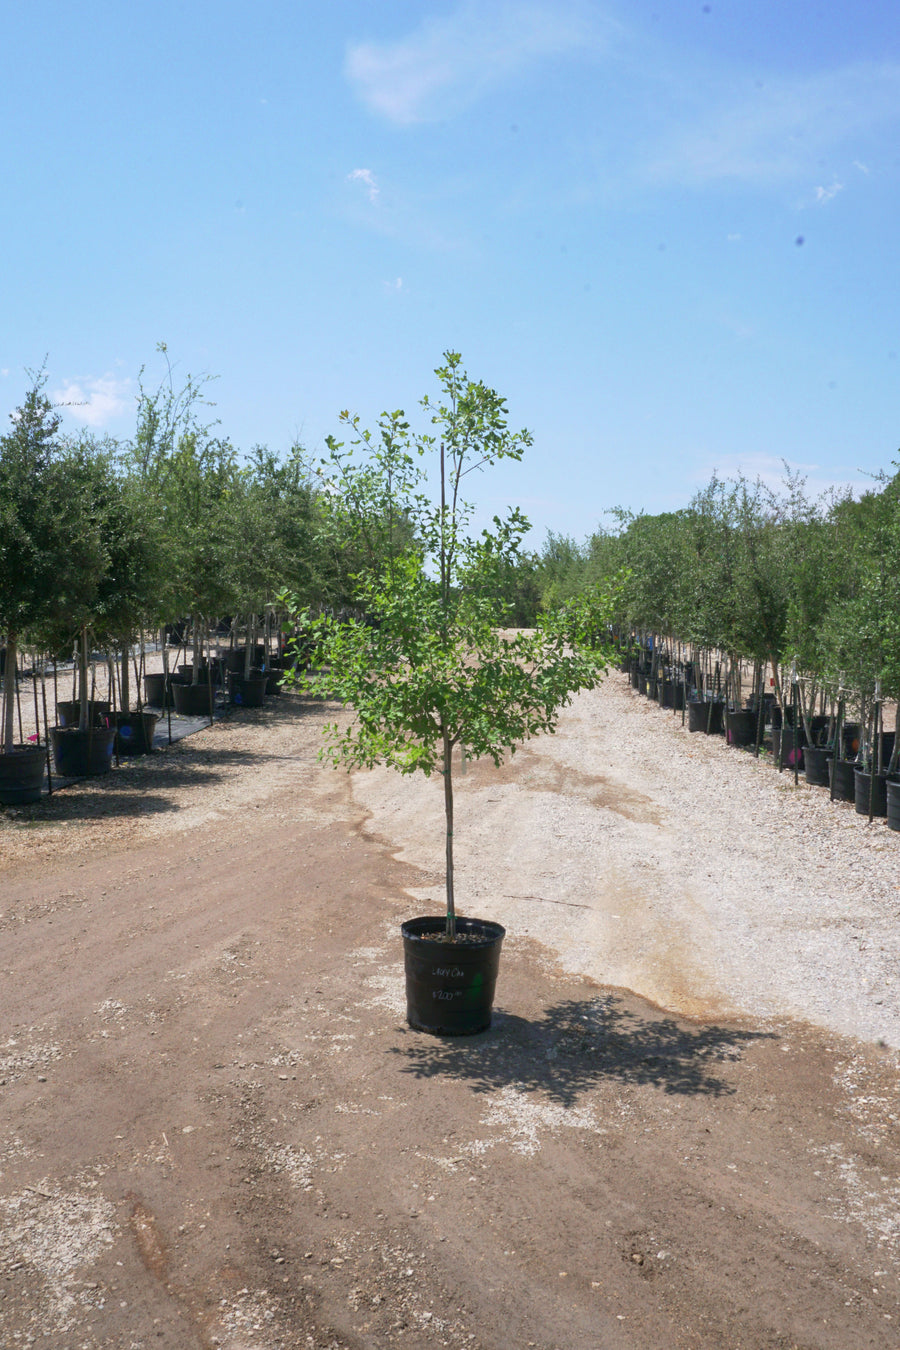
[280,353,619,780]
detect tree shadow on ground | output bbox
[222,691,338,721]
[24,790,189,823]
[9,731,315,822]
[16,758,227,821]
[143,746,301,770]
[392,994,774,1106]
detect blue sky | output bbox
[3,1,900,544]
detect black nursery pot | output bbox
[772,725,806,770]
[0,744,46,805]
[227,670,268,708]
[687,699,725,735]
[56,699,110,729]
[842,723,861,758]
[887,779,900,833]
[687,700,706,733]
[50,726,116,777]
[143,673,177,709]
[113,710,159,756]
[854,768,889,818]
[264,663,287,694]
[725,707,756,748]
[401,916,505,1036]
[661,678,685,710]
[803,746,831,787]
[828,757,856,802]
[171,680,213,717]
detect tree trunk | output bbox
[191,615,201,685]
[78,629,90,731]
[244,614,257,678]
[2,633,17,753]
[443,728,456,940]
[770,658,785,717]
[800,676,818,746]
[120,642,131,713]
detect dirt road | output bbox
[1,681,899,1348]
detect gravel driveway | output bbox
[1,673,899,1348]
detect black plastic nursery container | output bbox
[227,670,268,708]
[50,726,116,777]
[828,757,856,802]
[803,746,831,787]
[171,680,213,717]
[725,708,756,748]
[854,769,889,818]
[0,744,46,805]
[401,916,505,1035]
[687,699,725,735]
[887,779,900,833]
[113,711,159,756]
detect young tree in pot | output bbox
[39,434,140,776]
[280,353,618,1034]
[87,457,168,753]
[821,478,900,777]
[877,468,900,775]
[727,476,790,715]
[0,381,124,785]
[0,375,85,800]
[129,349,237,716]
[681,476,737,719]
[223,445,321,690]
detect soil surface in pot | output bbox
[1,675,899,1348]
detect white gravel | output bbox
[350,672,900,1049]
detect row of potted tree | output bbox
[530,465,900,827]
[0,356,362,803]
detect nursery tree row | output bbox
[0,362,396,752]
[533,468,900,757]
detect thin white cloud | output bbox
[383,277,404,292]
[52,375,132,429]
[644,62,900,188]
[348,167,380,203]
[346,1,611,124]
[815,180,843,205]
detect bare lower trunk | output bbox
[78,629,90,731]
[800,677,818,746]
[120,643,130,713]
[443,728,456,940]
[2,634,17,753]
[770,659,785,717]
[244,614,257,678]
[192,615,201,685]
[134,635,145,713]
